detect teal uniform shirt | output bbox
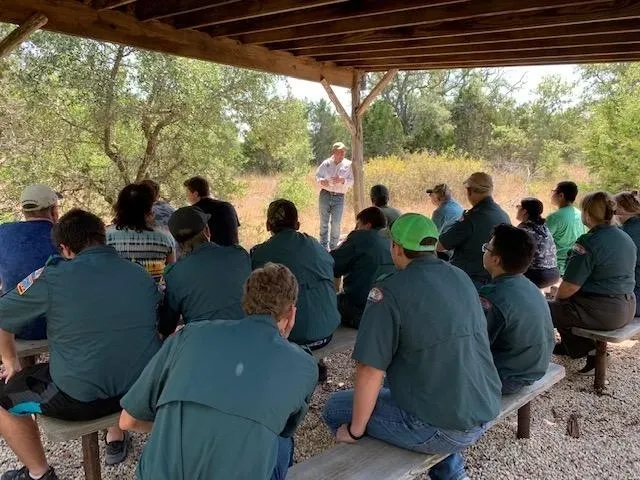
[479,274,554,388]
[251,229,340,344]
[439,197,511,286]
[353,256,501,431]
[164,242,250,323]
[563,224,637,295]
[0,246,161,402]
[331,229,395,311]
[621,216,640,295]
[121,317,318,480]
[546,205,587,274]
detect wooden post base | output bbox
[82,432,101,480]
[594,340,607,392]
[516,402,531,439]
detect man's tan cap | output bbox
[20,184,61,211]
[463,172,493,192]
[332,142,348,151]
[425,183,450,197]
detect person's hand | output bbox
[320,179,330,187]
[332,176,345,185]
[335,424,358,444]
[1,358,22,384]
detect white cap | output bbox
[332,142,347,151]
[20,184,60,211]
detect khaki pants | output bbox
[549,292,635,358]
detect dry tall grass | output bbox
[233,153,592,249]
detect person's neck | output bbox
[333,157,342,164]
[491,268,508,280]
[24,216,53,223]
[558,201,572,209]
[471,195,490,207]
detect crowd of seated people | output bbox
[0,172,636,480]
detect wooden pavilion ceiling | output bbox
[1,0,640,87]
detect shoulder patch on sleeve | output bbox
[479,296,493,310]
[16,267,44,295]
[367,287,384,303]
[572,243,587,255]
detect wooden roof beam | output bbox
[135,0,240,21]
[92,0,137,10]
[317,33,640,62]
[167,0,347,28]
[320,78,354,135]
[0,0,353,87]
[237,0,606,45]
[0,12,47,59]
[343,43,640,68]
[197,0,464,36]
[356,69,398,118]
[298,18,640,57]
[266,0,640,51]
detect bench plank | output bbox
[572,317,640,343]
[312,326,357,359]
[15,339,48,358]
[289,363,565,480]
[38,412,121,443]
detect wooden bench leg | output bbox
[516,402,531,439]
[594,340,607,392]
[82,432,101,480]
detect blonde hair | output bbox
[615,191,640,216]
[242,263,298,319]
[581,191,616,225]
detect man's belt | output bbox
[321,189,344,196]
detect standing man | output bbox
[0,209,161,479]
[437,172,511,289]
[547,181,586,275]
[323,214,501,480]
[183,176,240,246]
[316,142,354,250]
[370,184,401,227]
[0,184,60,340]
[426,183,464,232]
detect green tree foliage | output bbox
[243,97,313,173]
[362,101,404,157]
[307,99,350,164]
[581,64,640,191]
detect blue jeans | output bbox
[319,189,345,250]
[271,436,293,480]
[323,389,487,480]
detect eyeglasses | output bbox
[481,243,493,253]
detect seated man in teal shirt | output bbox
[332,206,395,328]
[323,214,501,480]
[0,209,162,480]
[479,224,554,394]
[120,263,318,480]
[251,199,340,349]
[160,206,251,335]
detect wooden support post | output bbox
[516,402,531,439]
[351,70,365,215]
[356,69,398,118]
[0,12,47,59]
[82,432,101,480]
[320,78,354,135]
[594,340,607,392]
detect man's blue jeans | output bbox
[319,189,345,250]
[271,436,294,480]
[323,389,487,480]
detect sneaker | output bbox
[552,342,570,356]
[577,354,596,376]
[105,431,130,465]
[1,467,58,480]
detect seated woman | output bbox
[516,198,560,288]
[549,192,637,374]
[615,191,640,316]
[107,183,175,284]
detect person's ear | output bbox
[294,221,300,231]
[59,244,75,260]
[203,225,211,241]
[279,305,296,338]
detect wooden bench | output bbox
[14,339,48,367]
[289,363,565,480]
[37,412,121,480]
[572,316,640,392]
[312,326,358,359]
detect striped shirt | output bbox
[106,226,174,283]
[315,157,354,195]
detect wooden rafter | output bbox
[299,18,640,57]
[0,0,353,87]
[320,78,354,135]
[92,0,137,10]
[356,69,398,118]
[135,0,239,21]
[199,0,463,37]
[236,0,605,45]
[0,12,47,59]
[169,0,347,29]
[265,0,640,50]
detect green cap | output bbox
[390,213,439,252]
